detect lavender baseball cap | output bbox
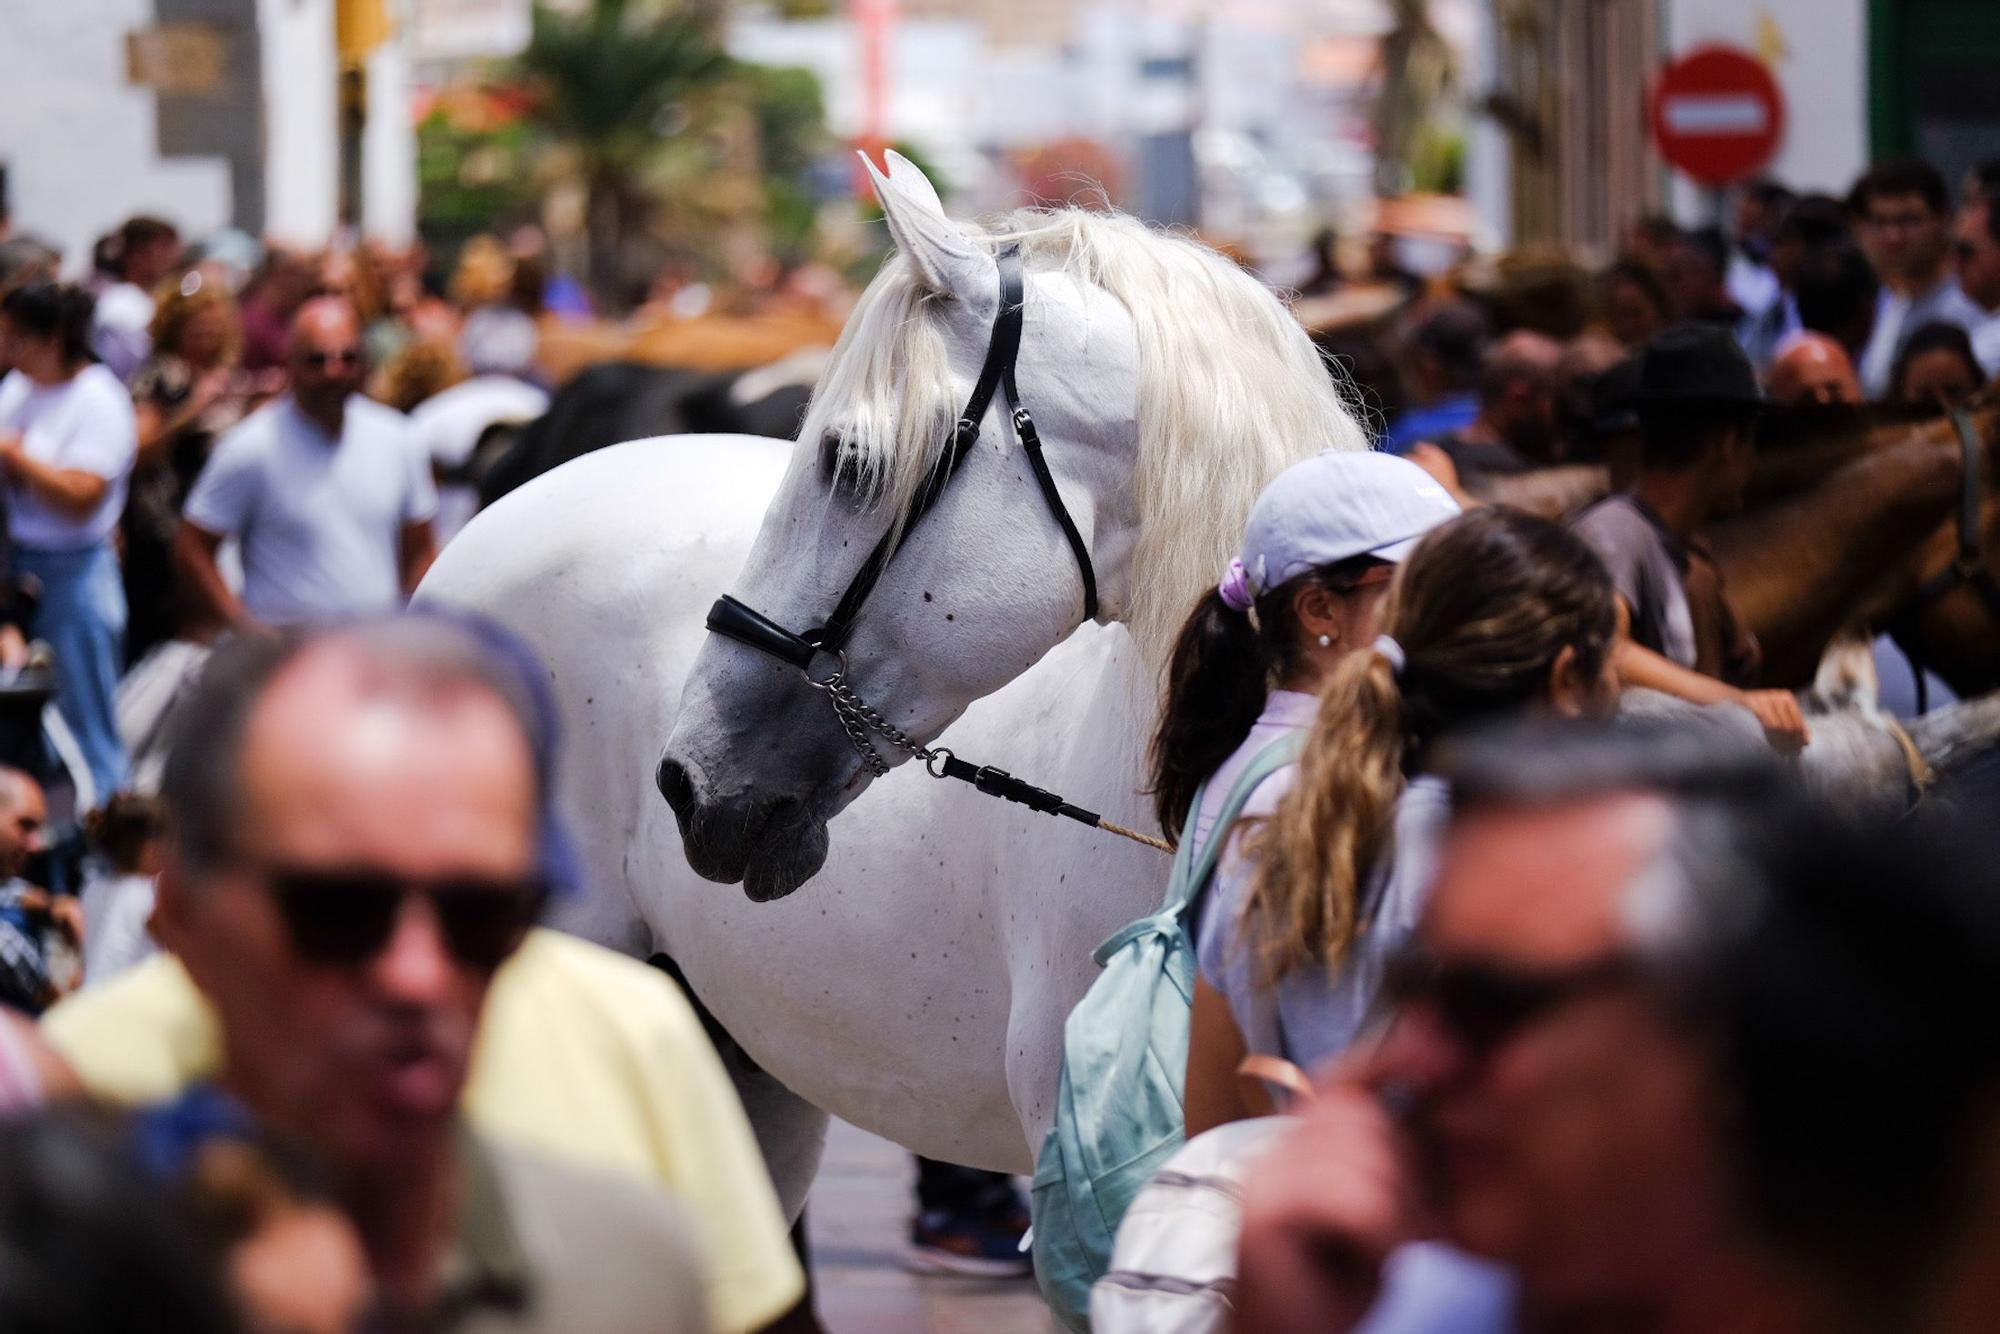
[1220,450,1460,609]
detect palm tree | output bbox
[517,0,736,305]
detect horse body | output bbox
[426,433,1164,1190]
[424,156,1367,1211]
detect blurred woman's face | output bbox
[178,302,232,366]
[1899,348,1983,410]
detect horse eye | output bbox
[819,431,865,496]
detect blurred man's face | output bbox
[1373,796,1730,1307]
[0,776,47,881]
[287,300,367,424]
[1735,195,1777,256]
[1954,202,2000,312]
[1866,192,1950,285]
[1663,244,1725,319]
[163,644,540,1175]
[1767,336,1864,407]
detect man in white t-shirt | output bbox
[177,298,438,628]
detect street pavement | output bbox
[807,1120,1051,1333]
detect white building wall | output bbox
[1666,0,1868,219]
[361,5,418,249]
[0,0,232,272]
[259,0,341,246]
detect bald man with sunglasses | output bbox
[175,296,437,630]
[132,618,708,1333]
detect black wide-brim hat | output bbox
[1637,322,1764,409]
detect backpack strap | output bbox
[1167,734,1304,915]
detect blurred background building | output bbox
[4,1,2000,289]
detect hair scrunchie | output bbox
[1373,634,1407,678]
[1218,558,1256,613]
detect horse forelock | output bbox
[796,205,1367,671]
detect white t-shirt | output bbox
[1970,309,2000,379]
[91,282,155,383]
[184,395,438,625]
[80,871,158,987]
[1858,276,1984,398]
[0,365,137,550]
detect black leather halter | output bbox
[705,244,1098,668]
[692,246,1165,851]
[1892,408,2000,713]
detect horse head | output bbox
[659,152,1362,900]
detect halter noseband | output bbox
[693,246,1164,853]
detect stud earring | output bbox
[1318,634,1332,648]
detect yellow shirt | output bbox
[42,928,803,1334]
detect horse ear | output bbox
[862,149,988,299]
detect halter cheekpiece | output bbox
[697,246,1166,854]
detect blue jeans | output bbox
[18,543,128,803]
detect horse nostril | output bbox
[656,756,697,815]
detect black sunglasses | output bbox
[301,347,363,370]
[254,865,547,969]
[1381,946,1638,1059]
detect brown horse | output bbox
[1474,402,2000,693]
[1714,402,2000,691]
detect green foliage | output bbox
[415,0,839,302]
[1408,124,1465,196]
[742,63,825,180]
[518,0,735,174]
[415,110,539,246]
[741,63,831,261]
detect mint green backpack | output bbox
[1031,735,1302,1330]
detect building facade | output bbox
[1,0,416,269]
[1483,0,2000,253]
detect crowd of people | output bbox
[1341,154,2000,468]
[0,209,824,1333]
[0,146,1994,1334]
[0,214,578,1001]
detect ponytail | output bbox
[1149,588,1268,839]
[1243,508,1619,983]
[1245,648,1408,984]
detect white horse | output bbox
[419,153,1366,1211]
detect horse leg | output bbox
[649,952,829,1220]
[727,1047,831,1221]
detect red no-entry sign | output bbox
[1649,45,1786,188]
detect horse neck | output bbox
[1716,418,1969,682]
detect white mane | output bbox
[797,207,1368,662]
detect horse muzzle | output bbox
[656,755,830,902]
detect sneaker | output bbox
[907,1206,1033,1277]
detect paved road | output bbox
[806,1120,1052,1332]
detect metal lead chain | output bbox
[819,670,929,777]
[805,651,1170,854]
